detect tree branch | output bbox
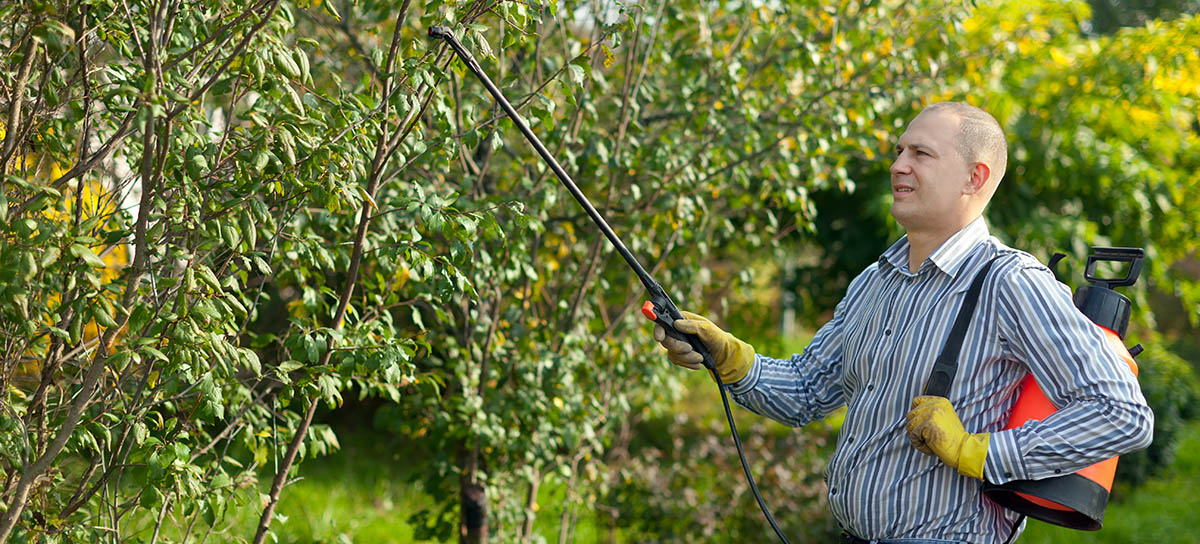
[252,3,412,542]
[0,38,39,176]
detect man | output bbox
[654,102,1153,543]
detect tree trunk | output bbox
[520,470,542,542]
[460,482,488,544]
[459,443,488,544]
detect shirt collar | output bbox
[879,216,990,278]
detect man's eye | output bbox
[916,150,929,157]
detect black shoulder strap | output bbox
[923,256,1001,398]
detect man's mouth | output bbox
[893,186,914,194]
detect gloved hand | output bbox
[905,396,990,480]
[653,311,755,384]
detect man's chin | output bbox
[890,204,916,229]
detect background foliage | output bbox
[0,0,1196,542]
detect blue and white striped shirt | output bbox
[729,217,1153,543]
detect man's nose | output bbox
[890,151,910,177]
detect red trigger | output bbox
[641,301,658,321]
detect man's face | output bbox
[889,110,974,232]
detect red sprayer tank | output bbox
[981,247,1145,531]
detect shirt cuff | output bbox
[727,353,765,395]
[984,428,1029,484]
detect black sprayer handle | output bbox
[642,293,717,372]
[429,26,716,372]
[1084,247,1144,289]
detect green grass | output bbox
[188,430,440,544]
[1019,421,1200,543]
[236,429,612,544]
[261,438,432,544]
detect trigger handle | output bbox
[642,300,715,371]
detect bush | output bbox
[1114,338,1200,489]
[604,406,839,542]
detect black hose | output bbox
[713,371,792,543]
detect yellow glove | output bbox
[905,396,990,480]
[653,311,755,384]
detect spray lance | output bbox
[429,26,793,543]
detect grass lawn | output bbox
[165,424,440,544]
[260,442,431,543]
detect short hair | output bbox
[922,102,1008,183]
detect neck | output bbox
[906,230,950,272]
[905,216,979,272]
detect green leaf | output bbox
[277,360,304,373]
[567,64,585,86]
[139,485,160,509]
[93,302,118,329]
[129,303,152,334]
[286,86,305,116]
[274,49,302,80]
[132,421,148,445]
[241,348,262,377]
[294,50,311,85]
[279,129,297,165]
[253,150,270,172]
[304,335,319,363]
[40,246,60,268]
[108,350,133,368]
[323,0,341,22]
[250,54,266,80]
[473,30,494,59]
[69,243,106,268]
[20,251,37,280]
[142,346,169,362]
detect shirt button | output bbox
[867,384,875,391]
[1054,469,1063,474]
[884,328,892,336]
[1005,472,1013,478]
[847,436,855,444]
[830,487,838,495]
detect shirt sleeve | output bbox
[727,267,875,426]
[985,261,1154,484]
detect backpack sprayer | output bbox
[927,247,1147,540]
[428,26,793,543]
[982,247,1146,531]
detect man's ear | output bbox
[964,162,991,195]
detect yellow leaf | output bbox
[359,186,378,210]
